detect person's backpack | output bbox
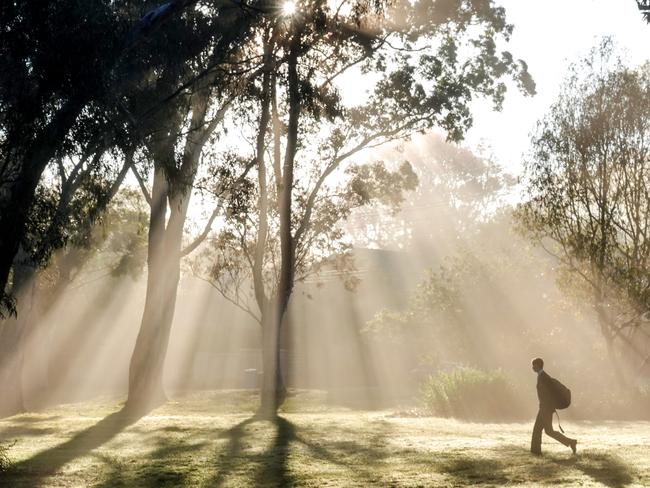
[549,377,571,410]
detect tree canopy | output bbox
[1,0,534,416]
[516,41,650,380]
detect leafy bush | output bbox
[422,367,522,421]
[0,440,15,472]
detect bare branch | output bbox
[131,164,152,206]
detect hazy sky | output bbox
[464,0,650,175]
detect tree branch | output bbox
[131,164,152,206]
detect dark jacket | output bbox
[536,370,555,410]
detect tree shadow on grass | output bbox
[493,445,636,488]
[293,424,394,482]
[435,455,510,485]
[208,415,301,487]
[254,416,295,487]
[93,433,210,488]
[288,422,518,486]
[207,415,393,487]
[207,415,260,487]
[270,419,392,485]
[559,452,636,488]
[0,405,146,488]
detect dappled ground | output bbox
[0,391,648,487]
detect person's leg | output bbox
[541,409,575,449]
[531,409,543,454]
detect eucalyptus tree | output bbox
[0,0,273,410]
[0,0,235,317]
[0,0,222,415]
[516,43,650,382]
[125,88,234,409]
[0,142,134,417]
[0,78,143,416]
[123,0,277,408]
[196,0,534,415]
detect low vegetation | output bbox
[0,390,648,487]
[421,367,523,421]
[0,440,13,473]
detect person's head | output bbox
[531,357,544,373]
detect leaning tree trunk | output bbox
[126,160,181,410]
[127,90,219,410]
[127,246,181,409]
[127,174,198,410]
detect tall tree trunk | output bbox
[260,34,301,417]
[254,34,277,417]
[127,243,182,408]
[260,306,286,416]
[127,91,220,410]
[127,163,176,409]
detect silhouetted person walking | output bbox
[530,357,577,455]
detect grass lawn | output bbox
[0,390,648,487]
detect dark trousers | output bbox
[531,407,573,453]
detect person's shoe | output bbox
[569,439,577,455]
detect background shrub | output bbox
[0,441,15,472]
[422,367,523,421]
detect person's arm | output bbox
[538,373,554,408]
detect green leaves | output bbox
[348,160,418,210]
[517,42,650,364]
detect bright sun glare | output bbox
[282,1,297,16]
